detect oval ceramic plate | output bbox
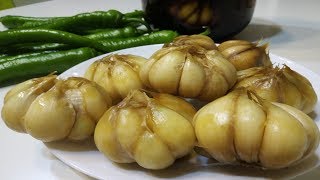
[45,44,320,180]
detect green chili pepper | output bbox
[0,29,177,55]
[0,51,55,63]
[1,43,72,54]
[0,27,153,53]
[99,30,179,52]
[14,10,150,32]
[2,30,178,53]
[84,26,148,40]
[82,28,113,34]
[123,10,145,18]
[0,47,98,85]
[0,15,63,29]
[0,28,108,52]
[0,10,145,29]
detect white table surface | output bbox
[0,0,319,179]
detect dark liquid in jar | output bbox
[142,0,256,41]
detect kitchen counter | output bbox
[0,0,319,179]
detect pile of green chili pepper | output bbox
[0,9,179,85]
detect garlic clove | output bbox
[60,77,111,141]
[83,61,97,80]
[218,40,252,51]
[148,50,186,94]
[139,58,156,88]
[206,50,237,87]
[282,66,318,114]
[151,92,197,121]
[133,131,175,170]
[194,93,237,163]
[68,112,96,141]
[111,62,143,99]
[280,78,303,109]
[179,54,206,97]
[230,47,265,70]
[197,70,229,101]
[95,107,134,163]
[234,95,266,163]
[1,75,57,132]
[116,107,145,155]
[220,44,253,59]
[24,88,76,142]
[148,103,196,157]
[79,82,112,121]
[272,102,320,158]
[89,61,121,103]
[259,103,308,169]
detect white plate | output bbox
[46,44,320,180]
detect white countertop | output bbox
[0,0,319,179]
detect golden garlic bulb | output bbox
[2,76,112,142]
[169,0,213,26]
[234,65,317,114]
[85,54,147,103]
[94,90,196,169]
[218,40,271,70]
[139,45,237,101]
[193,89,320,169]
[163,34,217,50]
[1,75,57,133]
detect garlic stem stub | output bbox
[163,34,218,50]
[1,76,112,142]
[218,40,271,70]
[94,90,196,169]
[234,65,318,114]
[193,88,320,169]
[85,54,147,104]
[139,45,237,101]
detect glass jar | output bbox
[142,0,256,41]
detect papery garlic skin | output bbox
[193,89,320,169]
[94,90,196,169]
[85,54,147,103]
[235,66,318,114]
[163,34,218,50]
[2,76,112,142]
[139,45,237,101]
[218,40,271,70]
[1,75,57,132]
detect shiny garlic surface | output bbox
[139,45,237,101]
[94,90,196,169]
[218,40,271,70]
[193,89,320,169]
[163,34,218,50]
[2,76,112,142]
[234,65,317,114]
[2,75,57,133]
[85,54,147,103]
